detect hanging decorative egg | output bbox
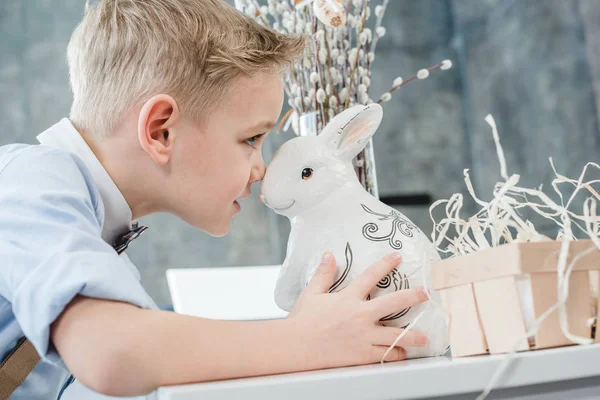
[312,0,346,28]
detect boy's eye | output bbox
[302,168,313,180]
[245,134,264,148]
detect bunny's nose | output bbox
[258,194,265,203]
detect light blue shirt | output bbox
[0,119,157,399]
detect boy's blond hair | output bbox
[67,0,305,138]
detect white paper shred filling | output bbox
[425,114,600,400]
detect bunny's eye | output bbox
[302,168,313,180]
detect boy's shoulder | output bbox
[0,143,89,180]
[0,143,101,208]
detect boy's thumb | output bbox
[304,252,336,295]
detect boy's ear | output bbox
[137,94,180,165]
[326,104,383,160]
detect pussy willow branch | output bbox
[370,0,389,54]
[376,62,447,104]
[344,2,368,108]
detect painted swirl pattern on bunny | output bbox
[361,204,416,248]
[261,104,449,359]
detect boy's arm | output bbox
[51,296,305,395]
[51,253,430,397]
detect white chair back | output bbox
[166,265,288,320]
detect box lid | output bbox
[432,240,600,290]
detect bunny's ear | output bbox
[326,104,383,160]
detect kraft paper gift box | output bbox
[431,240,600,358]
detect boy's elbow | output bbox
[55,320,154,395]
[52,296,159,396]
[75,355,123,396]
[74,340,156,397]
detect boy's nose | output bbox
[250,160,267,184]
[257,160,266,178]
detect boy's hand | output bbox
[288,252,429,369]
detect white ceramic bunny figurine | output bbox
[261,104,449,359]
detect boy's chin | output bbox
[199,219,231,237]
[207,227,230,237]
[182,210,233,237]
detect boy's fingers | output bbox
[302,252,337,296]
[372,326,428,348]
[366,287,429,319]
[347,253,402,299]
[371,345,407,363]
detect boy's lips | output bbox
[233,193,251,213]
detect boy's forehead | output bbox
[223,73,284,130]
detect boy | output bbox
[0,0,430,398]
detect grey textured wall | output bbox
[1,0,599,306]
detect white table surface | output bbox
[151,343,600,400]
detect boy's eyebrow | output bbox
[247,120,276,133]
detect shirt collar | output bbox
[37,118,135,245]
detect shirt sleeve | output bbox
[0,146,156,363]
